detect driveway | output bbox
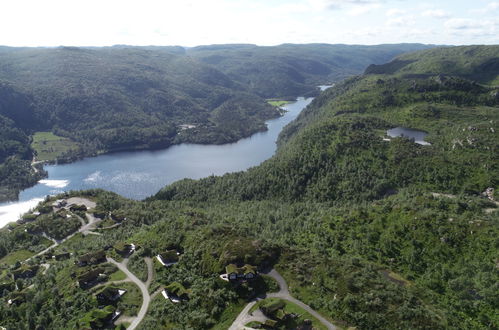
[229,269,337,330]
[107,257,151,330]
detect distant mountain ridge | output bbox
[0,43,433,201]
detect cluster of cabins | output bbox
[259,299,299,328]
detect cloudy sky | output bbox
[1,0,498,47]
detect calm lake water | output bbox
[387,127,430,145]
[0,96,315,227]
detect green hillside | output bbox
[0,45,497,329]
[188,43,434,98]
[365,45,499,85]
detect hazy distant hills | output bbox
[187,43,435,98]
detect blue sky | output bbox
[1,0,498,46]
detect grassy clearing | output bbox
[267,100,291,107]
[31,131,79,161]
[109,269,127,282]
[0,249,34,265]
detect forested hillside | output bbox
[0,43,430,202]
[0,45,497,329]
[187,43,433,98]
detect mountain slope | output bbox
[187,43,435,98]
[365,45,499,85]
[0,45,498,329]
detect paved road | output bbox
[108,257,151,330]
[144,257,153,287]
[229,269,337,330]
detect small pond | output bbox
[387,127,430,145]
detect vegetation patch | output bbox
[0,249,34,265]
[31,131,80,162]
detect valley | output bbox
[0,44,497,330]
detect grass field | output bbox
[109,269,127,282]
[0,249,35,265]
[31,131,79,161]
[267,100,291,107]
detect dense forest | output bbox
[0,43,430,202]
[0,45,497,329]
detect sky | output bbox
[0,0,498,47]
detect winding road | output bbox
[107,257,153,330]
[229,269,337,330]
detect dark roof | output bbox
[225,264,257,275]
[159,250,179,263]
[78,250,106,263]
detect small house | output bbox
[114,242,136,256]
[52,199,67,208]
[77,268,107,288]
[95,286,126,305]
[7,292,26,306]
[156,250,180,267]
[12,265,39,280]
[75,250,106,267]
[53,252,71,261]
[225,264,257,281]
[162,282,189,303]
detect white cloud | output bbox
[386,8,406,17]
[445,18,482,30]
[308,0,381,10]
[422,9,450,19]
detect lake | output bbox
[387,127,430,145]
[0,96,316,227]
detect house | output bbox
[0,281,14,293]
[12,265,39,280]
[79,305,117,329]
[264,319,278,328]
[95,286,126,305]
[156,250,180,267]
[7,292,26,306]
[77,268,107,288]
[259,299,293,323]
[114,242,136,256]
[53,252,71,261]
[162,282,189,303]
[52,199,67,208]
[75,250,106,267]
[70,204,88,212]
[225,264,257,281]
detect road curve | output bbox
[229,269,337,330]
[107,257,151,330]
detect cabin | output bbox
[77,268,107,288]
[225,264,257,281]
[162,282,189,303]
[7,292,26,306]
[0,281,14,294]
[264,319,278,328]
[259,299,293,323]
[52,199,67,208]
[70,204,88,212]
[12,265,39,280]
[95,286,126,305]
[156,250,180,267]
[114,242,136,256]
[53,252,71,261]
[75,250,106,267]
